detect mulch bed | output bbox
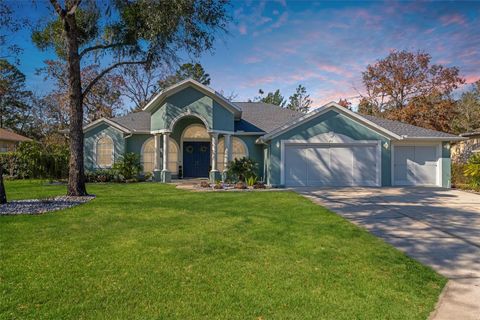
[0,195,95,215]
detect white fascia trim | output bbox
[400,136,466,142]
[258,102,403,143]
[234,131,265,136]
[151,129,172,134]
[209,130,265,136]
[142,78,242,118]
[83,118,131,134]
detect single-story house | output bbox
[83,79,464,187]
[0,128,32,153]
[451,131,480,163]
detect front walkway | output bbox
[295,187,480,320]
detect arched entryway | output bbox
[181,124,211,178]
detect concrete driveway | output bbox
[295,187,480,320]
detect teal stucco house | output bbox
[83,79,463,187]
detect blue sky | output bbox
[9,0,480,109]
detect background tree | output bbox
[120,65,164,112]
[0,0,22,63]
[158,62,211,89]
[31,0,229,196]
[362,50,464,112]
[0,59,32,133]
[254,89,286,107]
[337,98,352,110]
[287,84,312,113]
[453,80,480,133]
[39,60,124,123]
[386,94,459,133]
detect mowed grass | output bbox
[1,180,445,319]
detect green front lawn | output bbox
[1,180,445,319]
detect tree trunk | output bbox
[65,14,87,196]
[0,164,6,204]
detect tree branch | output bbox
[79,42,129,59]
[82,60,147,99]
[67,0,82,15]
[49,0,66,18]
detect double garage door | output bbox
[393,146,439,186]
[284,144,380,187]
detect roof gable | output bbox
[257,102,465,143]
[83,118,132,134]
[142,79,242,119]
[258,102,403,142]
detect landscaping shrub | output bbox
[85,169,117,183]
[0,152,18,177]
[113,152,142,181]
[464,153,480,188]
[452,162,468,187]
[246,175,257,187]
[0,141,69,179]
[226,157,258,182]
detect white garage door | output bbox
[284,144,379,187]
[393,146,438,186]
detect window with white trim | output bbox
[168,139,179,174]
[183,124,209,140]
[217,137,248,171]
[142,138,155,172]
[141,137,179,174]
[96,136,113,167]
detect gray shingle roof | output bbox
[233,102,301,132]
[105,104,458,139]
[362,114,459,138]
[109,111,151,132]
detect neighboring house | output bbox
[0,128,32,152]
[83,79,464,187]
[451,131,480,163]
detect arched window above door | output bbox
[182,124,210,141]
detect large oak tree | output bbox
[361,50,464,113]
[31,0,230,196]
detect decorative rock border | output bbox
[0,195,95,215]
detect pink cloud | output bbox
[311,62,353,78]
[424,28,435,34]
[440,13,467,26]
[465,74,479,84]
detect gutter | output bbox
[400,135,467,142]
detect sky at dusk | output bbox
[8,0,480,109]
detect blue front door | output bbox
[183,142,211,178]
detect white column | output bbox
[223,134,232,171]
[211,132,219,171]
[162,132,169,172]
[154,133,161,171]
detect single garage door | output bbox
[393,146,438,186]
[284,144,379,187]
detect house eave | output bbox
[257,102,403,143]
[400,136,467,142]
[142,78,242,119]
[83,118,132,134]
